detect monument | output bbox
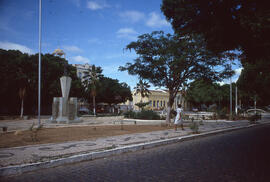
[50,49,81,123]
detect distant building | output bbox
[128,89,187,111]
[72,63,92,84]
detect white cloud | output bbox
[102,64,120,75]
[63,45,82,53]
[71,55,90,63]
[235,67,243,75]
[146,12,170,28]
[88,38,102,44]
[119,10,145,23]
[87,1,109,10]
[116,28,138,40]
[0,41,33,54]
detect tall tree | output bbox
[133,79,151,110]
[96,77,132,111]
[0,49,84,115]
[135,80,150,99]
[120,31,231,123]
[161,0,270,64]
[83,65,103,115]
[237,59,270,107]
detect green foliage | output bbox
[96,77,132,106]
[217,107,228,119]
[161,0,270,64]
[134,79,151,98]
[186,79,220,108]
[186,79,238,111]
[123,111,137,119]
[119,31,231,122]
[123,110,161,120]
[237,59,270,107]
[0,49,84,115]
[136,110,160,120]
[248,114,261,124]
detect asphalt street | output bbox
[2,124,270,182]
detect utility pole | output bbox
[235,86,238,115]
[38,0,42,127]
[230,63,232,120]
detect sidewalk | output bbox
[0,119,269,176]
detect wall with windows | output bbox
[132,90,187,111]
[72,63,92,84]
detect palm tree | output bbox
[83,65,103,116]
[19,87,26,118]
[134,79,151,110]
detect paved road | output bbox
[2,124,270,182]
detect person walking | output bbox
[174,104,184,131]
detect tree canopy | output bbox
[0,49,84,115]
[134,79,151,99]
[186,79,236,111]
[120,31,232,122]
[96,77,132,106]
[161,0,270,64]
[237,59,270,107]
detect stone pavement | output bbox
[0,119,269,176]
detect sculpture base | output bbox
[50,97,82,124]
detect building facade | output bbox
[129,89,187,111]
[72,63,92,84]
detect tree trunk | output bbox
[166,92,175,124]
[20,99,24,118]
[93,96,96,116]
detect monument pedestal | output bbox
[50,76,82,124]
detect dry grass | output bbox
[0,125,173,148]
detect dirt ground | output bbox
[0,125,174,148]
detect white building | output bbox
[72,63,92,84]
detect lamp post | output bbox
[38,0,42,127]
[235,85,238,115]
[230,63,232,120]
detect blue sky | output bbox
[0,0,241,89]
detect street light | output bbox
[38,0,42,127]
[230,63,232,120]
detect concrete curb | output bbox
[0,122,268,176]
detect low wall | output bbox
[81,115,124,123]
[185,112,214,120]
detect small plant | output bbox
[199,120,204,125]
[217,107,228,119]
[190,122,199,134]
[248,114,261,124]
[29,123,43,142]
[2,126,8,132]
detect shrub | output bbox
[124,110,161,120]
[217,107,228,119]
[29,123,43,142]
[123,111,137,118]
[135,110,161,120]
[248,113,261,124]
